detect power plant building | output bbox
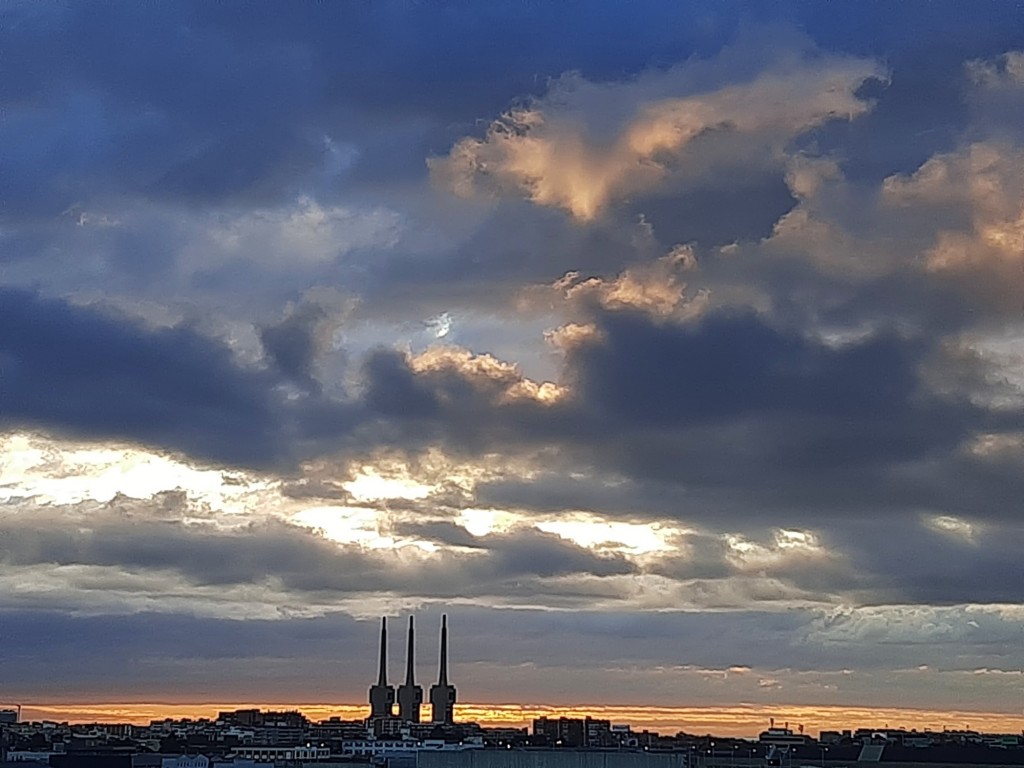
[367,614,457,725]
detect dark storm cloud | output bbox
[356,347,584,459]
[829,518,1024,606]
[574,311,922,428]
[362,351,441,421]
[259,302,331,393]
[569,312,981,500]
[358,306,1004,521]
[3,9,323,216]
[793,0,1024,181]
[4,280,1018,535]
[0,288,287,466]
[392,520,485,549]
[8,0,1013,217]
[347,297,1024,551]
[1,0,746,219]
[624,173,798,249]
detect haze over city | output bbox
[3,0,1024,739]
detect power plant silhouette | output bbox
[369,615,456,724]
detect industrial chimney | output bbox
[429,614,457,724]
[368,617,395,718]
[397,616,424,722]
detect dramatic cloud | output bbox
[432,52,886,220]
[882,142,1024,305]
[0,289,286,465]
[4,1,1024,728]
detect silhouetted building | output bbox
[418,752,682,768]
[50,750,134,768]
[369,617,396,718]
[429,615,457,724]
[397,616,424,723]
[311,716,368,741]
[479,726,530,747]
[533,717,585,747]
[585,717,616,748]
[218,709,261,727]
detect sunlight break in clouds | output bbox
[535,515,681,556]
[0,432,270,513]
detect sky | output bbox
[3,0,1024,737]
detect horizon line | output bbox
[9,702,1023,738]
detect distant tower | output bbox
[397,616,424,722]
[368,617,395,718]
[429,614,457,724]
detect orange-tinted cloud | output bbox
[432,56,885,220]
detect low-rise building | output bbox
[230,745,329,763]
[160,756,209,768]
[758,727,813,747]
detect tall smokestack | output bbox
[429,614,457,724]
[368,617,395,718]
[439,614,449,685]
[378,617,388,686]
[406,616,416,685]
[397,615,423,722]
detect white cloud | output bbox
[408,346,568,404]
[188,195,402,269]
[550,245,708,319]
[808,604,1024,646]
[965,430,1024,460]
[923,514,981,544]
[966,51,1024,89]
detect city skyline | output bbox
[3,0,1024,734]
[6,702,1024,740]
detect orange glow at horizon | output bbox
[17,702,1024,737]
